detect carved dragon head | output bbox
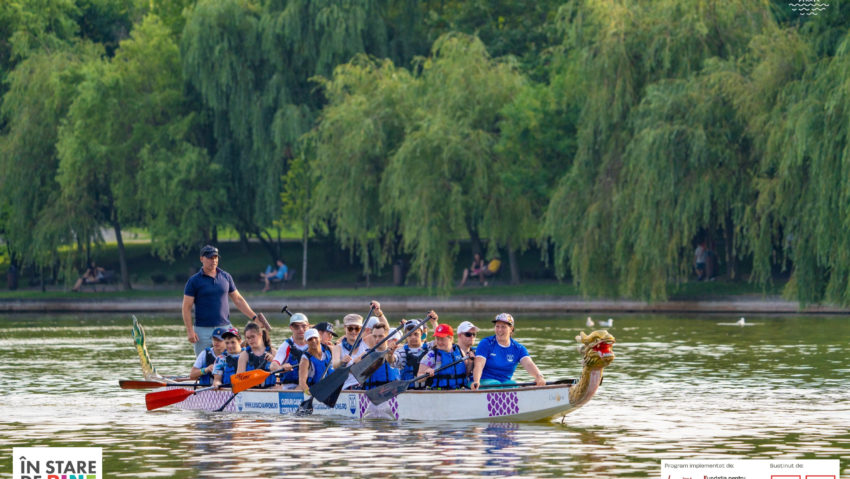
[578,330,615,369]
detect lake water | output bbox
[1,312,848,478]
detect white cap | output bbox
[343,314,363,326]
[389,330,402,342]
[290,312,309,325]
[457,321,479,334]
[364,316,381,329]
[304,328,319,341]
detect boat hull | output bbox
[162,384,585,422]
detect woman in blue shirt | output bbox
[470,313,546,389]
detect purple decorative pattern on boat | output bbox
[359,393,369,418]
[170,387,236,412]
[486,391,519,417]
[389,397,399,420]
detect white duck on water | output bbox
[598,318,613,327]
[585,316,594,327]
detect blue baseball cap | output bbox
[211,327,227,340]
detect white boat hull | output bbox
[164,384,586,422]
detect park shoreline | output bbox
[1,295,847,314]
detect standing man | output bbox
[182,244,270,356]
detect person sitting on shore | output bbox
[260,259,288,292]
[237,322,277,388]
[459,253,486,287]
[418,324,470,390]
[71,261,106,292]
[189,327,227,386]
[470,313,545,390]
[212,327,243,389]
[298,328,334,392]
[271,312,310,389]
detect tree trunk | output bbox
[724,213,737,280]
[238,230,249,253]
[301,220,308,289]
[508,245,520,285]
[113,220,131,290]
[467,224,484,256]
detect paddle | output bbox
[213,305,301,412]
[145,386,215,411]
[313,314,430,408]
[120,379,168,389]
[304,306,374,408]
[366,354,469,405]
[350,316,430,384]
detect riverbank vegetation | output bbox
[1,1,847,304]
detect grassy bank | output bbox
[1,240,784,300]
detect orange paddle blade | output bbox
[120,380,167,389]
[145,388,195,410]
[230,370,271,394]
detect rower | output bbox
[360,322,400,390]
[189,327,227,386]
[297,328,334,391]
[332,313,363,368]
[237,322,277,388]
[211,327,243,389]
[418,323,470,390]
[456,321,479,358]
[394,321,431,385]
[271,312,310,389]
[470,313,546,390]
[341,300,389,390]
[314,322,338,348]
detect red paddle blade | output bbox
[231,370,271,394]
[145,388,194,410]
[120,380,167,389]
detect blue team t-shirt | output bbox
[184,267,236,327]
[475,336,530,382]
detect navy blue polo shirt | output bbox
[184,267,236,327]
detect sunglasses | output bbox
[462,332,477,338]
[346,326,361,332]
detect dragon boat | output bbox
[131,317,616,422]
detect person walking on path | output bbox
[182,245,270,356]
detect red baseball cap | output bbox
[434,324,454,338]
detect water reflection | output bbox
[1,313,848,478]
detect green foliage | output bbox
[0,43,97,272]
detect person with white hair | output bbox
[470,313,545,390]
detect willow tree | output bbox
[57,15,193,289]
[381,34,525,288]
[543,0,775,299]
[0,44,96,283]
[181,0,390,259]
[311,57,410,280]
[744,29,850,305]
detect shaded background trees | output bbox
[2,0,850,303]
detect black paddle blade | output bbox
[350,351,385,383]
[295,397,313,416]
[323,383,345,408]
[365,379,411,405]
[309,366,351,406]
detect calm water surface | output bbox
[1,312,848,478]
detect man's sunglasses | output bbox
[346,326,361,332]
[462,332,476,337]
